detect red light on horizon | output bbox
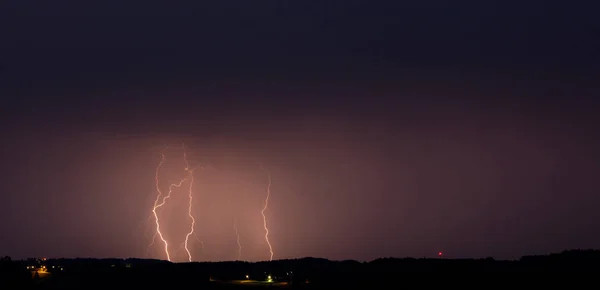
[438,252,443,257]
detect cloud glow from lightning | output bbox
[261,166,274,261]
[149,146,198,262]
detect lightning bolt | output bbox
[146,233,156,258]
[152,177,187,261]
[233,215,242,260]
[149,145,198,262]
[147,149,169,257]
[260,166,274,261]
[148,154,275,262]
[183,146,197,262]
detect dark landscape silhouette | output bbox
[2,250,599,289]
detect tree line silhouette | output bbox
[2,250,599,288]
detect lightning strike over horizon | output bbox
[148,152,277,262]
[233,215,242,260]
[149,145,199,262]
[260,166,274,261]
[152,177,187,261]
[182,147,197,262]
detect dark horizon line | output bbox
[14,248,600,263]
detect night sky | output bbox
[1,1,599,262]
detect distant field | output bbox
[31,270,51,279]
[211,280,289,288]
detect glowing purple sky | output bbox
[1,1,599,261]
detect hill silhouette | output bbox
[3,250,600,288]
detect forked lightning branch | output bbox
[147,144,274,262]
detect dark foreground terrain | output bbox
[2,250,600,289]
